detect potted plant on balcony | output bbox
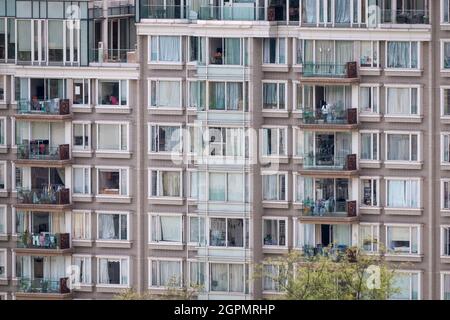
[41,279,49,293]
[21,230,30,248]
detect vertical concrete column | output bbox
[102,0,109,57]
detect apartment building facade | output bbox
[0,0,450,300]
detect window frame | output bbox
[148,168,183,199]
[96,211,129,242]
[0,204,6,236]
[360,176,380,208]
[96,256,130,288]
[148,258,183,289]
[385,41,420,70]
[384,85,421,118]
[360,130,380,162]
[148,213,183,245]
[72,254,92,285]
[442,40,450,70]
[359,223,380,254]
[0,116,7,147]
[96,166,130,198]
[95,121,129,153]
[72,165,91,196]
[0,248,6,280]
[148,122,182,155]
[96,79,129,107]
[207,216,249,249]
[261,171,288,202]
[385,177,422,209]
[262,81,287,111]
[262,37,287,65]
[72,78,91,107]
[148,78,183,110]
[72,121,91,151]
[359,84,380,115]
[0,160,6,191]
[441,179,450,211]
[262,217,288,248]
[72,210,92,241]
[385,224,421,256]
[261,126,288,157]
[385,131,421,163]
[148,35,182,64]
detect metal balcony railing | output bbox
[302,61,358,78]
[17,99,71,116]
[17,232,71,250]
[303,154,357,171]
[17,186,70,206]
[90,48,136,63]
[140,4,189,19]
[18,277,70,294]
[17,143,70,161]
[198,5,265,21]
[302,108,358,125]
[302,199,357,217]
[380,9,429,24]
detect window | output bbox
[262,173,287,201]
[0,76,5,101]
[360,132,379,161]
[263,218,287,247]
[210,263,246,293]
[443,0,450,24]
[442,87,450,117]
[189,261,206,288]
[386,225,420,255]
[360,41,379,68]
[209,217,247,248]
[208,38,243,65]
[295,39,303,64]
[96,123,128,152]
[443,41,450,69]
[262,127,287,156]
[442,273,450,300]
[359,86,379,114]
[442,226,450,256]
[386,133,420,162]
[0,249,5,279]
[149,169,182,198]
[188,80,206,110]
[97,80,128,106]
[72,211,91,240]
[301,40,354,65]
[208,172,247,202]
[149,79,182,109]
[188,171,198,199]
[98,257,129,286]
[0,206,5,235]
[150,259,182,288]
[189,216,206,245]
[442,180,450,210]
[263,82,286,110]
[149,124,181,154]
[150,214,182,244]
[263,38,286,64]
[205,127,245,158]
[73,166,91,195]
[361,178,379,207]
[359,224,379,253]
[97,212,128,241]
[149,36,181,63]
[390,272,420,300]
[0,117,6,146]
[442,133,450,163]
[386,87,419,116]
[209,82,244,111]
[293,127,303,159]
[386,41,419,69]
[0,161,5,190]
[73,122,90,150]
[97,168,129,196]
[386,179,420,209]
[73,79,90,105]
[263,264,286,292]
[72,256,92,285]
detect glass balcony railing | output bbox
[17,99,71,116]
[302,199,357,217]
[140,4,189,19]
[380,9,429,25]
[90,48,136,63]
[303,154,357,171]
[18,277,71,294]
[302,244,351,260]
[198,5,265,21]
[17,232,71,250]
[17,186,71,206]
[17,143,70,161]
[302,108,358,125]
[302,61,358,78]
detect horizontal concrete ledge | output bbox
[262,201,289,209]
[384,69,423,77]
[95,240,132,249]
[384,208,423,216]
[359,160,382,169]
[359,207,382,215]
[384,161,423,170]
[385,254,423,263]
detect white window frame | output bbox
[441,272,450,300]
[385,224,421,256]
[441,132,450,165]
[384,85,421,118]
[292,127,303,159]
[261,81,287,111]
[390,271,421,300]
[359,223,380,254]
[385,131,421,163]
[359,84,380,115]
[441,225,450,257]
[0,248,6,280]
[148,213,183,245]
[96,211,129,242]
[96,166,130,198]
[385,41,421,70]
[441,86,450,119]
[148,122,183,155]
[148,258,183,289]
[95,121,129,153]
[261,126,288,157]
[441,179,450,212]
[207,216,249,248]
[441,40,450,70]
[148,168,183,199]
[72,210,92,241]
[96,79,129,107]
[359,41,380,69]
[187,215,206,245]
[262,38,287,65]
[262,217,288,249]
[0,160,6,191]
[0,117,6,147]
[72,165,92,196]
[187,260,206,288]
[261,171,288,202]
[207,171,248,203]
[72,254,92,285]
[148,78,183,110]
[0,204,6,236]
[148,35,182,64]
[0,75,6,103]
[72,121,91,151]
[384,177,422,209]
[208,262,248,294]
[360,176,380,208]
[96,256,130,288]
[360,130,380,162]
[72,79,91,107]
[262,262,286,294]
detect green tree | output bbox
[256,246,403,300]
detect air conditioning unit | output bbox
[97,42,104,63]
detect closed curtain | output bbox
[335,0,351,23]
[391,274,411,299]
[387,88,410,114]
[98,124,119,150]
[210,218,226,246]
[52,213,64,234]
[332,225,350,246]
[278,38,286,64]
[388,180,417,208]
[336,133,352,160]
[159,216,181,242]
[226,128,243,157]
[73,213,84,239]
[161,171,180,197]
[227,219,243,247]
[43,256,65,281]
[296,176,304,202]
[263,175,277,200]
[302,0,317,23]
[159,36,180,62]
[315,41,333,64]
[227,173,243,202]
[388,42,409,68]
[444,276,450,300]
[99,214,117,239]
[210,82,225,110]
[160,126,179,152]
[264,220,278,245]
[160,261,180,286]
[225,38,240,65]
[361,133,371,160]
[229,264,244,292]
[387,135,409,161]
[99,259,109,284]
[209,173,226,201]
[227,82,242,110]
[190,81,205,110]
[325,86,347,110]
[158,81,180,108]
[336,41,353,64]
[210,264,228,291]
[263,265,276,291]
[263,83,277,109]
[445,43,450,68]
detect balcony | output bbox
[300,108,358,130]
[380,9,429,25]
[15,143,71,167]
[15,99,72,121]
[89,48,137,64]
[197,5,265,21]
[16,277,72,300]
[16,232,72,255]
[140,4,189,19]
[15,187,71,212]
[301,62,359,84]
[300,154,358,177]
[300,200,358,224]
[301,245,353,261]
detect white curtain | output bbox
[263,83,277,109]
[225,38,240,65]
[161,171,180,197]
[160,261,180,286]
[159,36,180,62]
[316,41,333,64]
[332,225,350,246]
[210,218,226,246]
[302,0,317,23]
[210,263,228,291]
[296,176,304,202]
[209,173,226,201]
[226,128,244,157]
[445,43,450,68]
[336,132,352,160]
[99,214,117,239]
[387,42,409,68]
[335,0,351,23]
[73,213,84,240]
[263,265,276,291]
[297,223,315,247]
[159,216,181,242]
[361,133,372,160]
[387,180,418,208]
[226,82,242,110]
[387,88,410,114]
[336,41,353,64]
[227,173,243,202]
[158,81,180,108]
[264,220,278,245]
[278,38,286,64]
[387,135,410,161]
[263,175,277,200]
[99,259,109,284]
[98,124,120,150]
[229,264,244,292]
[391,274,411,300]
[210,82,225,110]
